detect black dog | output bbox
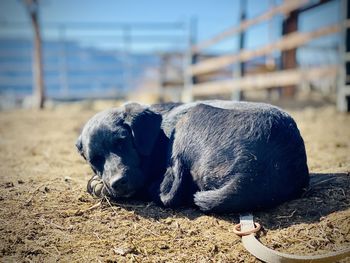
[76,101,309,213]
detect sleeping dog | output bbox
[76,101,309,213]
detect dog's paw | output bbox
[87,175,107,198]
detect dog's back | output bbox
[173,103,309,213]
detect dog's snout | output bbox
[110,176,128,190]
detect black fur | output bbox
[76,100,309,213]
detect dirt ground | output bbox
[0,101,349,262]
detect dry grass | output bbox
[0,102,349,262]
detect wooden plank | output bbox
[192,66,338,96]
[191,0,309,53]
[190,22,346,76]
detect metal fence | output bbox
[0,21,189,105]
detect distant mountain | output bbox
[0,38,282,101]
[0,38,160,99]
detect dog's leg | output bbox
[159,158,193,207]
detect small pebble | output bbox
[113,246,136,256]
[64,176,72,182]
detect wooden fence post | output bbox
[337,0,350,112]
[183,17,197,102]
[232,0,246,101]
[281,6,298,98]
[25,0,45,109]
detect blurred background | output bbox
[0,0,348,111]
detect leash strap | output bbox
[236,214,350,263]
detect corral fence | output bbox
[0,18,189,108]
[182,0,350,112]
[1,0,349,111]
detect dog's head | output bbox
[76,102,162,199]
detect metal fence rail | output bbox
[0,21,189,103]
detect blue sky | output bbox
[0,0,341,55]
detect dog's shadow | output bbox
[108,173,350,230]
[247,172,350,230]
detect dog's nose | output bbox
[110,176,128,191]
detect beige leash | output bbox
[234,214,350,263]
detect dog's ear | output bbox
[123,103,162,156]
